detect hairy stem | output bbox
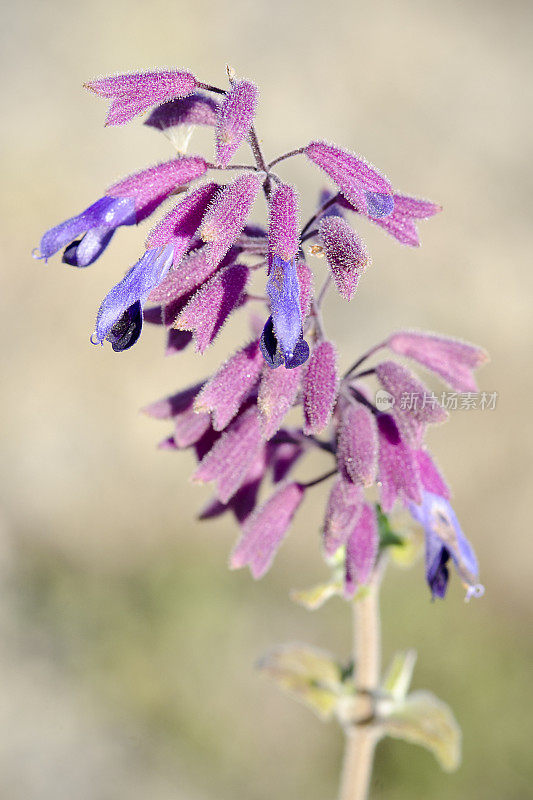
[300,195,339,237]
[342,342,387,380]
[247,126,272,202]
[338,563,385,800]
[267,147,306,169]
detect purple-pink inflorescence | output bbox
[36,66,487,600]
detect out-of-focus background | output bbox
[1,0,532,797]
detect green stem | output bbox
[338,563,385,800]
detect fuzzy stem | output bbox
[342,342,387,380]
[247,126,272,201]
[338,564,385,800]
[300,195,339,238]
[267,147,306,169]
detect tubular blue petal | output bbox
[36,196,136,261]
[94,243,174,347]
[267,255,303,362]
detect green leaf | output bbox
[257,644,344,720]
[380,690,461,771]
[376,504,404,549]
[381,650,417,702]
[290,578,343,610]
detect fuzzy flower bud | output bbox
[257,361,303,439]
[269,183,300,261]
[193,407,263,503]
[375,361,448,446]
[85,69,197,126]
[318,215,369,300]
[344,503,379,596]
[145,182,219,265]
[302,341,338,434]
[200,174,262,266]
[215,80,259,167]
[174,264,249,353]
[230,482,305,578]
[337,403,378,487]
[387,330,488,392]
[323,478,364,557]
[305,141,392,216]
[194,340,264,430]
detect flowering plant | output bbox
[35,66,487,799]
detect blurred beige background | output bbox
[1,0,532,798]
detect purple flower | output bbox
[35,196,136,267]
[409,491,483,601]
[261,255,309,369]
[35,156,207,267]
[93,243,174,351]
